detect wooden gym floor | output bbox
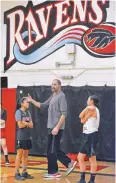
[0,155,115,183]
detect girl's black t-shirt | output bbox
[15,109,32,140]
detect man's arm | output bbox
[55,114,66,129]
[57,95,67,127]
[28,96,51,109]
[28,98,41,108]
[52,95,67,135]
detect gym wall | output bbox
[2,85,115,162]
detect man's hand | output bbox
[27,95,33,102]
[52,127,59,135]
[26,96,41,108]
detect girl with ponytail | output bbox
[77,95,100,183]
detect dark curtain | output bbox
[16,85,115,161]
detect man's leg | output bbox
[47,133,58,174]
[56,130,77,175]
[56,130,71,168]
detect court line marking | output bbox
[27,167,116,177]
[1,165,115,177]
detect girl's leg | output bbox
[22,150,29,173]
[1,138,9,164]
[77,153,86,183]
[78,153,86,172]
[88,156,97,182]
[15,149,23,174]
[22,150,34,179]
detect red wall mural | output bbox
[2,88,16,153]
[4,1,115,71]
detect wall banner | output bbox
[4,0,116,71]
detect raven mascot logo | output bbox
[82,23,116,57]
[87,29,115,48]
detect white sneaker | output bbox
[44,172,61,178]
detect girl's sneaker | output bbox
[22,172,34,179]
[5,160,10,167]
[15,173,25,181]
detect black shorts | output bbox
[17,140,32,150]
[79,131,98,158]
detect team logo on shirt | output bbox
[4,0,115,71]
[22,117,30,122]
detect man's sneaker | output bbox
[44,172,61,178]
[77,180,86,183]
[88,181,94,183]
[22,172,34,179]
[14,173,25,181]
[5,160,10,167]
[66,160,77,175]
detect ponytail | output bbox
[90,95,100,109]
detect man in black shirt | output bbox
[0,103,10,166]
